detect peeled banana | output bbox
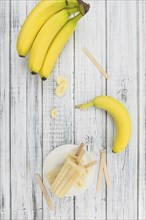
[28,8,78,74]
[76,96,132,154]
[17,0,78,57]
[40,13,84,80]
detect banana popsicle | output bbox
[51,157,85,198]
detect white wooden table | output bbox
[0,0,146,219]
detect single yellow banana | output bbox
[40,13,83,80]
[17,0,78,57]
[28,8,78,75]
[76,96,132,154]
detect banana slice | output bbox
[50,108,58,118]
[57,76,68,86]
[55,76,68,97]
[55,83,68,97]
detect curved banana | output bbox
[17,0,78,57]
[28,8,78,74]
[76,96,132,154]
[40,13,83,80]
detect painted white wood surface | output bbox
[11,1,27,219]
[26,1,43,219]
[106,1,138,220]
[42,22,74,220]
[138,1,146,219]
[0,0,146,220]
[74,1,106,219]
[0,1,10,219]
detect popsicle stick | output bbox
[76,149,85,164]
[83,47,109,79]
[75,143,84,157]
[84,160,97,169]
[103,157,110,188]
[96,154,104,191]
[36,174,54,210]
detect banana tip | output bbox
[19,55,25,58]
[42,77,47,81]
[112,150,117,154]
[31,71,37,75]
[75,104,81,109]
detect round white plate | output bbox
[43,144,95,197]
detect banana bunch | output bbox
[76,96,132,154]
[17,0,90,80]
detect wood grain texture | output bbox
[10,1,27,219]
[0,1,10,219]
[106,1,138,219]
[0,0,146,219]
[74,1,106,219]
[42,34,75,219]
[138,1,146,220]
[26,1,43,219]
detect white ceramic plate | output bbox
[43,144,95,197]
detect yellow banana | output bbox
[28,8,78,75]
[17,0,78,57]
[76,96,132,154]
[40,13,83,80]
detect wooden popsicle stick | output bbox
[84,160,97,169]
[75,143,84,157]
[96,153,104,191]
[96,149,110,191]
[36,174,54,210]
[76,149,85,164]
[83,47,109,79]
[102,156,110,188]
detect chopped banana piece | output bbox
[55,75,68,97]
[55,83,68,97]
[50,108,58,118]
[57,76,68,86]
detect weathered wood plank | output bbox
[0,1,10,219]
[42,33,74,219]
[138,1,146,219]
[74,1,106,219]
[10,1,27,219]
[106,1,138,219]
[25,1,43,219]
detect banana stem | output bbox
[68,0,90,15]
[71,13,83,23]
[68,7,79,15]
[77,0,90,14]
[75,100,94,110]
